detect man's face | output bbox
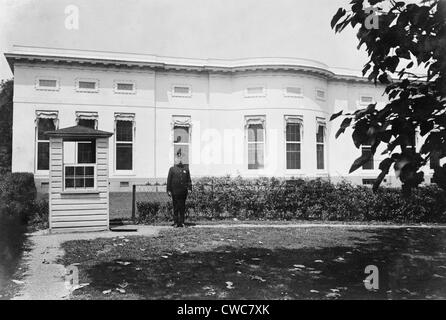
[174,155,183,165]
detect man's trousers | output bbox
[172,193,187,225]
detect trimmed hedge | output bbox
[136,177,446,223]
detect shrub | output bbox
[135,176,446,224]
[0,172,36,222]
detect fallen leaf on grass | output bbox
[115,288,126,294]
[293,264,305,268]
[326,292,340,299]
[250,275,266,282]
[116,261,132,266]
[161,255,169,259]
[433,274,445,278]
[251,258,261,261]
[11,279,25,284]
[309,271,322,274]
[314,260,323,263]
[72,283,89,291]
[310,290,319,293]
[102,289,112,294]
[235,259,244,265]
[236,271,242,275]
[333,257,345,262]
[226,281,235,289]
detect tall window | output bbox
[361,142,374,170]
[76,112,98,164]
[173,126,190,166]
[115,120,134,170]
[316,123,325,170]
[63,141,95,190]
[36,118,56,170]
[246,116,265,170]
[285,117,302,169]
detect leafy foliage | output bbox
[0,79,13,174]
[331,0,446,193]
[136,177,446,223]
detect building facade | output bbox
[5,46,435,192]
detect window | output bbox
[315,88,326,101]
[114,80,136,94]
[172,85,192,97]
[246,116,265,170]
[284,86,303,97]
[115,120,134,170]
[316,121,325,170]
[245,86,266,98]
[63,141,96,190]
[76,112,98,129]
[360,95,374,106]
[36,117,56,171]
[76,79,99,93]
[35,77,59,91]
[172,115,191,166]
[285,116,303,169]
[361,143,374,170]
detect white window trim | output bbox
[172,115,192,165]
[171,84,192,98]
[316,117,327,171]
[245,115,266,171]
[359,94,375,106]
[114,113,135,174]
[35,76,60,91]
[63,163,97,191]
[76,111,98,129]
[315,88,326,101]
[284,115,303,172]
[245,85,267,98]
[283,85,303,98]
[114,80,137,95]
[35,111,59,175]
[75,78,99,93]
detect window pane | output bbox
[78,81,96,89]
[75,178,85,188]
[286,143,301,169]
[286,123,300,142]
[316,126,324,143]
[247,124,264,142]
[65,166,74,176]
[174,145,189,164]
[37,141,50,170]
[85,166,94,176]
[117,83,134,91]
[362,147,374,170]
[65,178,74,188]
[78,141,96,164]
[78,119,96,129]
[39,79,57,88]
[317,144,324,170]
[248,143,264,169]
[75,166,85,176]
[174,126,190,143]
[173,86,191,95]
[116,143,133,170]
[116,121,133,142]
[85,178,94,188]
[37,118,56,140]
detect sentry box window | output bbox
[63,140,96,190]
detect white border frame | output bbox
[114,80,137,95]
[75,78,99,93]
[35,76,60,91]
[171,84,192,98]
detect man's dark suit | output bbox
[166,164,192,226]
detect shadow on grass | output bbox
[66,228,446,300]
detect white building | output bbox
[5,46,434,192]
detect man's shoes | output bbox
[178,223,185,228]
[171,223,177,227]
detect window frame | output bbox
[35,112,58,174]
[114,80,136,94]
[245,85,267,98]
[35,77,60,91]
[63,163,97,191]
[171,85,192,98]
[115,118,135,173]
[172,125,191,167]
[315,88,326,101]
[361,144,374,170]
[359,95,375,106]
[283,85,303,98]
[75,78,99,93]
[245,116,266,171]
[316,121,326,170]
[284,116,303,171]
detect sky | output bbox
[0,0,369,81]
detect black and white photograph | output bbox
[0,0,445,308]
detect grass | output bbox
[59,226,446,300]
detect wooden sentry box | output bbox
[46,126,113,233]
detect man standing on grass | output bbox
[166,151,192,227]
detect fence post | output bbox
[132,184,136,221]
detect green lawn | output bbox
[59,226,446,300]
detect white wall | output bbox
[14,62,430,191]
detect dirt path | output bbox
[12,226,165,300]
